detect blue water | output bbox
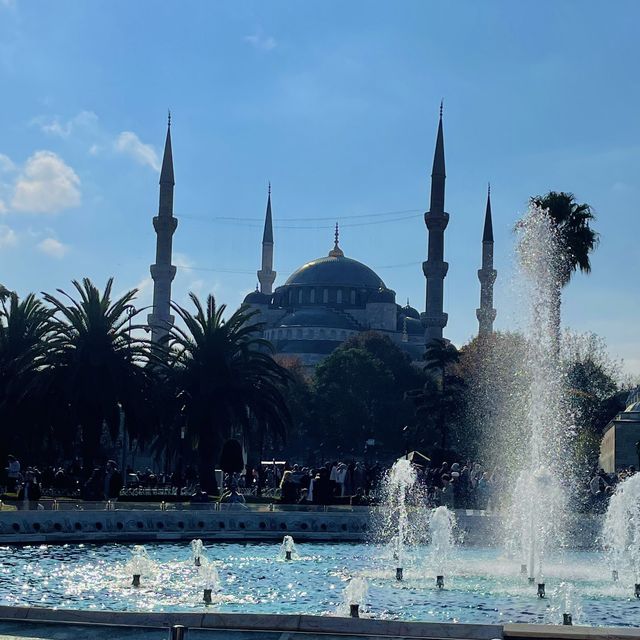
[1,542,639,627]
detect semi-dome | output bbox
[243,289,271,305]
[399,301,420,320]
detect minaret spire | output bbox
[476,183,497,336]
[257,183,276,294]
[148,117,178,348]
[329,221,344,257]
[422,105,450,343]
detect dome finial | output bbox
[328,221,344,257]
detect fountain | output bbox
[428,506,456,588]
[125,545,154,587]
[280,535,298,561]
[503,205,572,588]
[197,560,220,605]
[338,577,368,618]
[377,458,427,580]
[190,538,205,567]
[603,472,640,592]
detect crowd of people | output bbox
[2,453,637,512]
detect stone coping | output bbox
[0,607,637,639]
[502,623,639,639]
[0,606,501,639]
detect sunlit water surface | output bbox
[2,542,640,627]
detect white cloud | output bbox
[34,111,98,138]
[244,33,277,52]
[0,224,17,248]
[0,154,15,172]
[37,237,68,258]
[11,151,81,214]
[114,132,160,171]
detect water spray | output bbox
[520,564,527,576]
[611,569,618,582]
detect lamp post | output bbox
[177,422,186,498]
[403,425,409,460]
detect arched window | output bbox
[323,289,329,303]
[298,289,303,304]
[310,289,316,303]
[337,289,343,304]
[350,290,356,305]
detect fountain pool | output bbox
[1,541,639,627]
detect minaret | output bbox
[257,183,276,294]
[476,184,497,336]
[422,103,449,343]
[148,113,178,347]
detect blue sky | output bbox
[0,1,638,376]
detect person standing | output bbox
[18,469,41,510]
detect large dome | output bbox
[284,255,384,289]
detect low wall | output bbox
[0,606,637,640]
[0,506,603,548]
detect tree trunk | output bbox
[82,421,102,478]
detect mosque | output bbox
[147,108,497,366]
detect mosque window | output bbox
[296,328,303,338]
[310,289,315,303]
[323,289,329,303]
[287,330,292,339]
[298,289,303,304]
[288,290,293,305]
[350,290,356,305]
[337,290,343,304]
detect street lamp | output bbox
[403,425,409,460]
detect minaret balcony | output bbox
[422,260,449,279]
[424,210,450,231]
[477,268,497,284]
[153,216,178,233]
[423,312,448,329]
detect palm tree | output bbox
[168,293,291,494]
[0,284,11,302]
[529,192,599,349]
[0,292,53,462]
[43,278,154,474]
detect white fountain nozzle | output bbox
[635,584,640,599]
[285,550,292,561]
[203,588,212,604]
[537,583,545,598]
[520,564,527,575]
[395,567,403,581]
[612,569,619,582]
[563,613,572,626]
[349,603,360,618]
[132,574,141,587]
[436,575,444,589]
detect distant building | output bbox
[599,389,640,473]
[149,108,498,366]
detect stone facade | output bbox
[599,389,640,473]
